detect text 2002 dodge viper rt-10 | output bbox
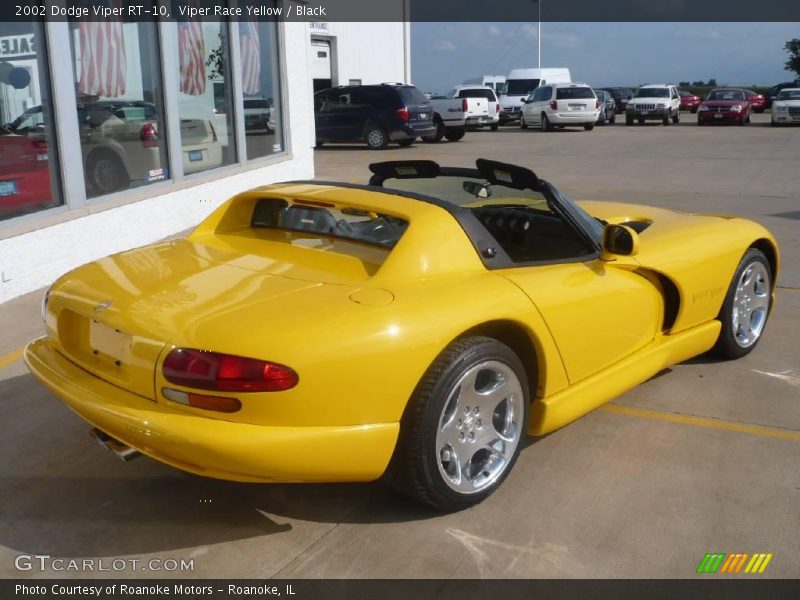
[25,159,778,510]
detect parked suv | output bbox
[314,84,436,150]
[625,84,681,126]
[520,83,600,132]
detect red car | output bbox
[697,88,752,126]
[744,89,766,113]
[679,90,701,113]
[0,128,54,219]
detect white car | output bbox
[520,83,600,131]
[446,85,501,130]
[499,68,571,123]
[771,88,800,126]
[625,84,681,126]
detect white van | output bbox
[499,68,571,123]
[462,75,507,93]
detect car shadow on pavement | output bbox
[0,373,440,558]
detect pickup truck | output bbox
[424,96,467,142]
[447,85,501,130]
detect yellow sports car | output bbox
[25,159,778,510]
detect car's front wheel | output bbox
[712,248,773,359]
[386,336,529,511]
[520,114,528,129]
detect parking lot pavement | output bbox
[1,111,798,579]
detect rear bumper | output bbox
[466,115,500,127]
[390,123,437,140]
[25,337,398,483]
[549,111,599,125]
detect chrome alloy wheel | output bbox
[732,261,770,348]
[435,360,524,494]
[367,129,385,147]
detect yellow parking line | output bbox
[600,403,800,443]
[0,346,24,370]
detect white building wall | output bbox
[0,22,314,304]
[316,22,409,85]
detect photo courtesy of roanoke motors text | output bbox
[0,0,799,598]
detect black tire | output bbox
[87,152,127,195]
[423,120,445,143]
[691,108,698,114]
[365,125,389,150]
[638,118,645,124]
[397,138,415,147]
[520,114,528,129]
[663,112,670,126]
[609,114,616,124]
[490,123,499,131]
[711,249,773,360]
[444,128,466,142]
[541,114,552,132]
[385,336,529,511]
[626,116,634,126]
[672,111,680,124]
[584,124,594,131]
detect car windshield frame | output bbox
[361,161,605,269]
[503,79,541,95]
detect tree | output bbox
[706,78,717,87]
[785,39,800,79]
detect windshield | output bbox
[707,90,744,101]
[606,88,632,97]
[634,88,669,98]
[778,90,800,100]
[556,87,595,100]
[503,79,540,95]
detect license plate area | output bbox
[568,104,585,111]
[0,181,18,197]
[188,150,203,162]
[90,321,132,363]
[715,113,724,119]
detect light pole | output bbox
[532,0,542,69]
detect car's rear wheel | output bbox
[87,152,127,195]
[423,121,445,143]
[365,126,389,150]
[584,124,594,131]
[397,138,415,147]
[711,249,772,359]
[541,114,551,132]
[490,123,499,131]
[444,127,466,142]
[386,336,529,511]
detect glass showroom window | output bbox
[0,21,61,221]
[236,14,284,159]
[69,20,169,199]
[176,19,236,173]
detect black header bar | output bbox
[4,0,800,22]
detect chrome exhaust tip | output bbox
[89,428,141,462]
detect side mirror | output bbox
[601,224,639,259]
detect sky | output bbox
[411,22,800,94]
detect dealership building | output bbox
[0,10,410,303]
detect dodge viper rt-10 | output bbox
[25,159,779,510]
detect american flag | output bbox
[240,22,261,96]
[77,5,127,98]
[179,18,206,96]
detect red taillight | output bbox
[550,100,557,110]
[163,348,299,393]
[462,98,468,112]
[596,100,601,109]
[140,123,159,148]
[395,107,410,122]
[31,139,48,160]
[495,103,500,113]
